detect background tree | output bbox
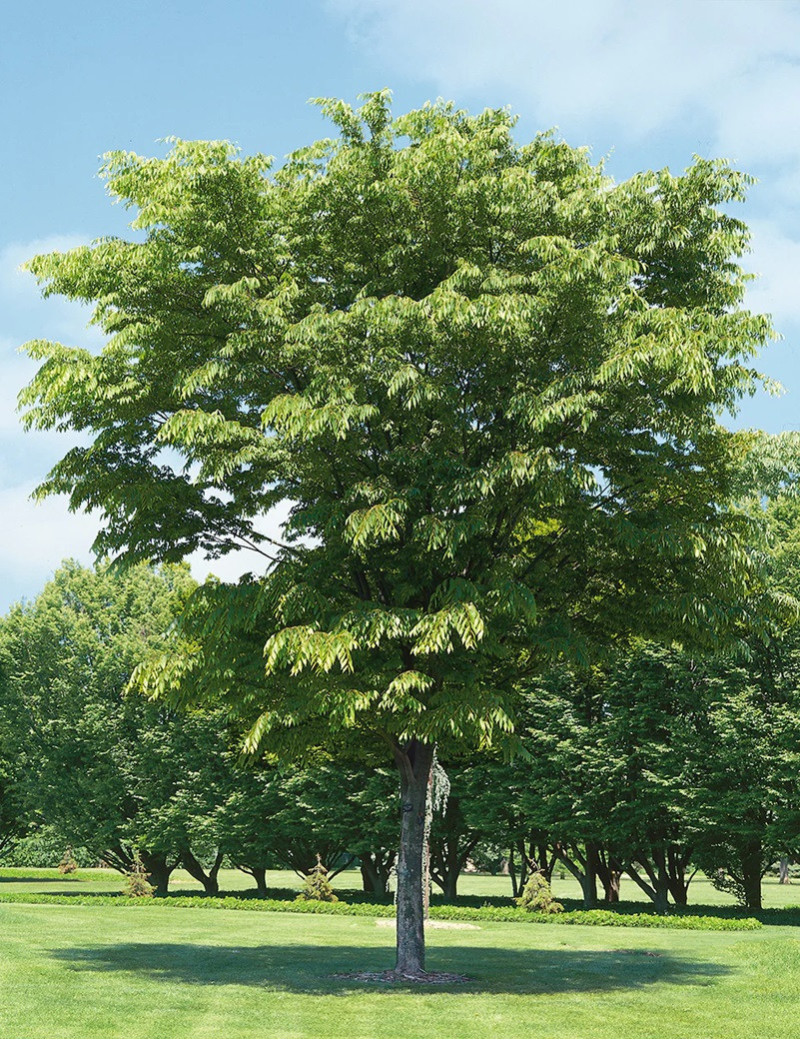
[0,561,231,896]
[22,92,778,976]
[427,760,501,900]
[0,747,24,861]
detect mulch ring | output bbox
[330,969,471,985]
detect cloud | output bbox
[0,482,99,606]
[329,0,800,430]
[745,219,800,330]
[0,236,104,349]
[188,501,296,584]
[0,475,296,611]
[0,226,297,608]
[330,1,800,168]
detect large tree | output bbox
[21,92,777,976]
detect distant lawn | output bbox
[2,901,800,1039]
[2,866,799,910]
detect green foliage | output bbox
[295,855,338,902]
[0,826,94,868]
[708,869,748,906]
[516,871,563,914]
[124,853,154,898]
[18,93,785,760]
[0,561,228,885]
[217,758,397,884]
[18,93,795,968]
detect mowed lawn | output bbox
[3,900,800,1039]
[3,866,800,908]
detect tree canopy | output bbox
[20,91,783,975]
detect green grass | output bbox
[2,866,797,1037]
[3,865,799,908]
[1,900,799,1038]
[0,890,760,930]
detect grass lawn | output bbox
[3,868,799,1038]
[3,865,800,908]
[2,900,800,1039]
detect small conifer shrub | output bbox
[295,855,338,902]
[516,871,564,914]
[124,852,154,897]
[57,848,78,875]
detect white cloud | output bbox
[333,2,799,129]
[0,475,296,610]
[188,500,296,584]
[0,236,84,299]
[0,348,30,436]
[0,226,298,608]
[0,235,105,352]
[330,0,800,427]
[0,483,99,605]
[330,0,800,176]
[744,219,800,329]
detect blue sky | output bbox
[2,0,800,608]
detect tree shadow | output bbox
[49,942,731,994]
[0,876,90,885]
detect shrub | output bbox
[57,848,78,875]
[123,853,154,898]
[0,827,93,868]
[516,871,563,914]
[709,868,748,907]
[295,856,338,903]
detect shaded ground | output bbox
[2,901,799,1038]
[50,939,727,994]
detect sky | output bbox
[2,0,800,609]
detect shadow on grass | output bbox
[0,877,89,885]
[49,942,731,994]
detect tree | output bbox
[0,752,25,861]
[21,92,777,976]
[427,761,498,900]
[519,653,703,912]
[0,562,231,896]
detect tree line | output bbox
[3,496,800,911]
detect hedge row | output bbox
[0,891,762,930]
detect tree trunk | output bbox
[516,839,531,893]
[780,858,791,884]
[393,739,434,977]
[665,852,694,907]
[360,852,394,897]
[235,864,268,895]
[555,843,597,908]
[592,846,622,904]
[667,873,689,906]
[141,852,174,897]
[181,848,223,895]
[600,867,621,903]
[653,883,669,913]
[627,855,670,912]
[437,867,458,901]
[533,842,555,884]
[252,867,268,896]
[508,846,519,899]
[740,845,763,910]
[361,859,379,894]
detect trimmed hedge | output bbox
[0,891,761,930]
